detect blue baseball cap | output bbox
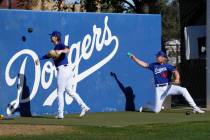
[156,51,167,58]
[49,31,61,38]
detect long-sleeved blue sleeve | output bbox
[39,54,50,60]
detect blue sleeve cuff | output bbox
[147,63,154,71]
[39,55,50,60]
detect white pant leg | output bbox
[65,66,88,109]
[166,85,197,108]
[57,65,69,116]
[69,92,88,109]
[151,86,169,113]
[142,86,167,113]
[145,84,198,113]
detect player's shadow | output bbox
[16,74,32,117]
[110,72,136,111]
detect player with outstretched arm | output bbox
[35,31,90,119]
[128,51,205,114]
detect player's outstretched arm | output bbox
[128,53,149,68]
[35,54,51,65]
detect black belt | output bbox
[56,64,68,71]
[156,83,169,87]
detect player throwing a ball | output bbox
[128,51,205,114]
[35,31,90,119]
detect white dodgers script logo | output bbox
[5,16,119,107]
[154,67,167,74]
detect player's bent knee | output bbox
[178,87,188,94]
[181,87,187,91]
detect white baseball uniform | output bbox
[146,84,198,113]
[57,64,88,117]
[40,42,89,118]
[141,61,203,113]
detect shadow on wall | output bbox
[110,72,136,111]
[15,74,32,117]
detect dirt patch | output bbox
[0,124,73,136]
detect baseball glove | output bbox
[47,50,60,59]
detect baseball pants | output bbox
[57,65,88,116]
[147,85,198,113]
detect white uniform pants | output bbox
[147,85,197,113]
[57,65,88,116]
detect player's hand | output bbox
[130,54,135,60]
[131,55,135,59]
[127,52,135,60]
[55,50,62,55]
[174,79,180,85]
[35,59,40,65]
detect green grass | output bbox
[0,110,210,140]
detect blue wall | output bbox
[0,9,161,116]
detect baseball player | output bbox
[35,31,90,119]
[128,51,205,113]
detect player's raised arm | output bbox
[127,53,149,68]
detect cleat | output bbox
[193,107,205,114]
[80,107,90,117]
[55,115,64,119]
[139,106,143,112]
